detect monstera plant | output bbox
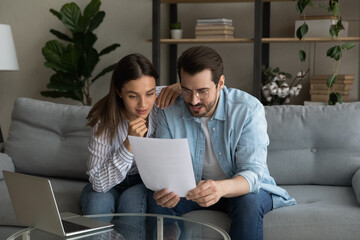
[41,0,120,105]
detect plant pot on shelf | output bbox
[170,29,183,39]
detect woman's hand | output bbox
[128,117,148,137]
[124,117,148,152]
[156,83,181,109]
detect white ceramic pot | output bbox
[170,29,183,39]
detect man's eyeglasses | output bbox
[180,84,217,100]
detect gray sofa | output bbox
[1,97,360,240]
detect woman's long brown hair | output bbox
[86,53,159,142]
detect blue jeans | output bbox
[80,174,148,219]
[147,189,273,240]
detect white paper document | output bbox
[128,136,196,197]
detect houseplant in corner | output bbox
[41,0,120,106]
[295,0,355,105]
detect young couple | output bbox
[80,46,296,240]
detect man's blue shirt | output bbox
[155,86,296,209]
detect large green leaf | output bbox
[42,40,66,66]
[296,0,312,14]
[341,42,355,50]
[328,92,342,105]
[99,43,120,56]
[73,32,97,51]
[60,47,80,74]
[326,74,337,88]
[47,73,76,91]
[83,0,101,27]
[60,2,82,33]
[50,9,61,21]
[91,63,117,83]
[44,62,67,72]
[88,11,105,32]
[83,48,99,78]
[299,50,306,62]
[50,29,72,42]
[326,45,342,61]
[296,23,308,40]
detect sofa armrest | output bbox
[0,153,14,180]
[352,168,360,206]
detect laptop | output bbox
[3,171,113,237]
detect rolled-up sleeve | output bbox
[235,104,269,193]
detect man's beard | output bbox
[187,98,217,118]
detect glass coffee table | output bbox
[7,213,230,240]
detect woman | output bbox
[80,53,180,216]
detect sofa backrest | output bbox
[4,98,91,180]
[265,102,360,186]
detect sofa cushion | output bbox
[0,153,14,180]
[4,98,91,180]
[352,168,360,205]
[265,103,360,186]
[264,185,360,240]
[183,185,360,240]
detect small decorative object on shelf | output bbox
[170,22,182,39]
[195,18,234,39]
[310,74,354,102]
[261,66,308,106]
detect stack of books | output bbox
[310,74,354,102]
[195,18,234,39]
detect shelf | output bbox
[152,38,253,43]
[148,37,360,44]
[263,37,360,43]
[161,0,293,3]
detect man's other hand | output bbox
[186,180,223,207]
[153,189,180,208]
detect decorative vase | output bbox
[170,29,182,39]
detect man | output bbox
[148,46,296,239]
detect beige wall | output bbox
[0,0,359,140]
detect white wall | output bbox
[0,0,154,139]
[0,0,359,140]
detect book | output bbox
[195,24,235,31]
[195,29,234,35]
[311,94,349,102]
[311,79,354,84]
[195,34,234,39]
[311,74,354,80]
[310,83,352,91]
[197,18,233,25]
[310,89,350,95]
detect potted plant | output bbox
[295,0,355,105]
[41,0,120,106]
[261,66,308,106]
[170,22,182,39]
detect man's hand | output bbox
[153,189,180,208]
[186,180,224,207]
[156,83,181,109]
[186,176,250,207]
[128,117,148,137]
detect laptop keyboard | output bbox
[62,220,90,233]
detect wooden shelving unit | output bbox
[149,37,360,44]
[152,0,360,99]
